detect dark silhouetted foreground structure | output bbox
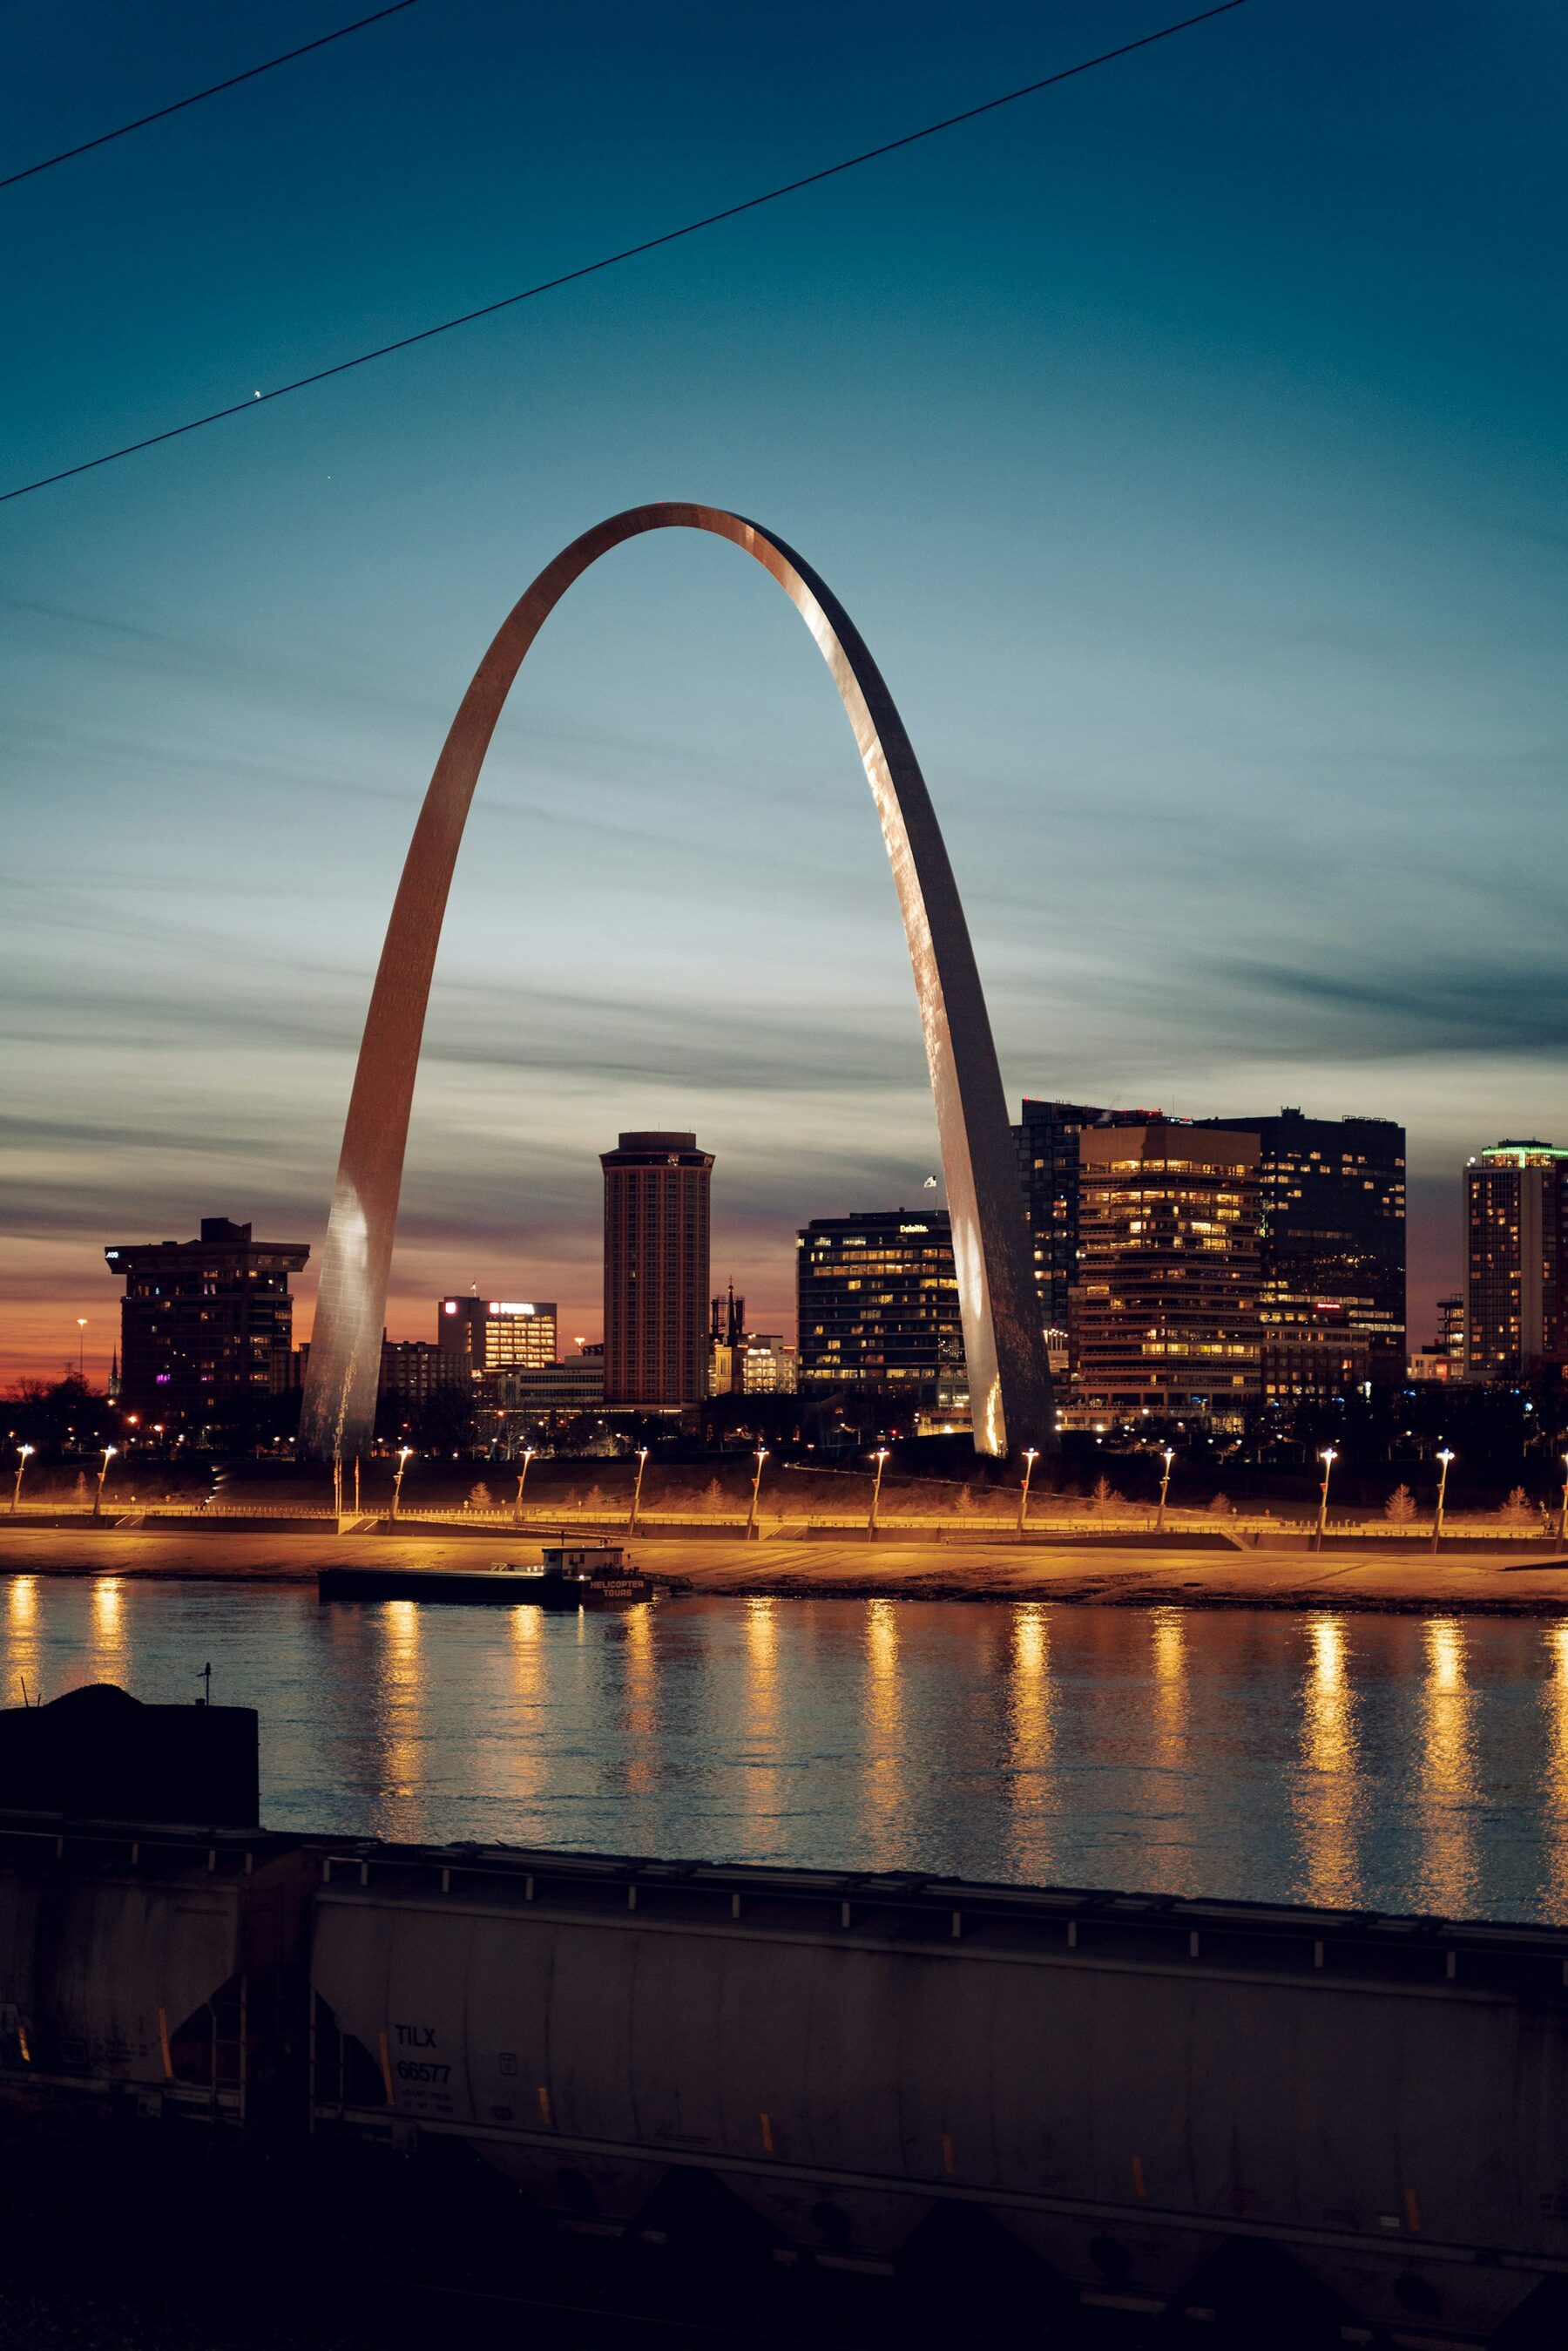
[0,1684,258,1825]
[0,1814,1565,2341]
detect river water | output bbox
[4,1573,1568,1924]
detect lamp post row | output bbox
[11,1425,1560,1545]
[351,1442,1568,1549]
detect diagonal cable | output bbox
[1,2,425,192]
[1,1,1248,505]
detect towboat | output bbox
[318,1542,659,1609]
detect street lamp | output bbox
[1017,1447,1039,1536]
[391,1447,414,1522]
[629,1447,649,1535]
[10,1446,34,1514]
[92,1445,117,1520]
[1314,1447,1337,1553]
[868,1448,889,1540]
[75,1319,87,1381]
[1431,1447,1455,1555]
[747,1448,769,1541]
[1157,1447,1175,1535]
[512,1447,536,1525]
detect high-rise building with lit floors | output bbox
[437,1296,558,1372]
[105,1217,309,1423]
[796,1209,965,1412]
[1197,1109,1406,1398]
[1076,1125,1260,1429]
[601,1132,713,1406]
[1011,1099,1165,1343]
[1465,1141,1568,1379]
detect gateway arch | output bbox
[300,503,1053,1463]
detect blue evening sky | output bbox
[1,0,1563,1379]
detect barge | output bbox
[317,1541,659,1609]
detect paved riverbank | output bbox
[2,1523,1567,1612]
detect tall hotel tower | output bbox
[600,1132,714,1406]
[1465,1139,1568,1379]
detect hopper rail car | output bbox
[2,1812,1567,2344]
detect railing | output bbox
[359,1506,1562,1543]
[2,1500,1559,1544]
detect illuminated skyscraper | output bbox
[601,1132,713,1406]
[437,1296,557,1372]
[1199,1109,1406,1396]
[1464,1141,1568,1379]
[105,1217,308,1423]
[1012,1099,1164,1339]
[1076,1125,1260,1428]
[796,1209,965,1412]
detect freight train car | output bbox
[309,1842,1568,2346]
[0,1815,313,2129]
[4,1814,1568,2343]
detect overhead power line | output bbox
[1,0,1247,506]
[0,1,424,192]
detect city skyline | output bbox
[84,1111,1568,1427]
[3,2,1563,1387]
[14,1092,1531,1392]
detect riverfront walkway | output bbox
[1,1522,1566,1612]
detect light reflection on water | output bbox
[743,1597,780,1851]
[1297,1615,1358,1908]
[863,1597,903,1871]
[1418,1617,1476,1916]
[1008,1606,1053,1882]
[89,1576,127,1690]
[3,1580,1568,1921]
[7,1576,41,1713]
